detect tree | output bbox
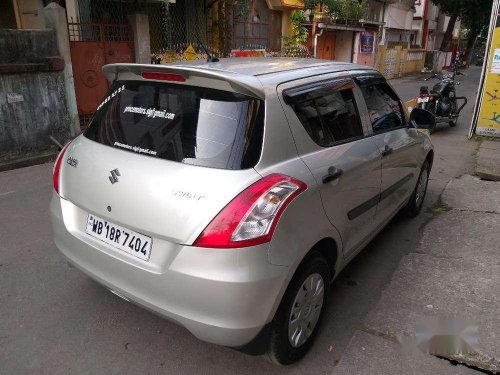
[431,0,466,52]
[431,0,492,53]
[304,0,367,21]
[460,0,492,66]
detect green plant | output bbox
[282,10,309,49]
[238,0,252,21]
[304,0,367,21]
[342,0,366,20]
[212,0,253,56]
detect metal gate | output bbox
[68,21,135,129]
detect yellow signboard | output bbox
[183,44,197,61]
[161,50,178,64]
[476,10,500,136]
[280,0,304,8]
[267,0,304,9]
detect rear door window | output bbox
[285,80,364,146]
[84,81,264,170]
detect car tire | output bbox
[266,253,331,365]
[404,159,431,218]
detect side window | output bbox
[289,85,364,147]
[359,82,406,133]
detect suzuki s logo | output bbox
[66,157,78,168]
[109,169,120,184]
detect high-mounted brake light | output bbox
[53,142,71,195]
[193,174,307,248]
[141,72,186,82]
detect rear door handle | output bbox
[381,145,393,157]
[322,166,343,184]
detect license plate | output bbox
[85,214,152,261]
[417,97,429,103]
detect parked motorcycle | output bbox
[416,56,467,130]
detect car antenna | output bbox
[195,34,219,63]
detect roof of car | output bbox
[170,57,376,78]
[103,58,379,99]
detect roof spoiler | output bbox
[102,63,265,99]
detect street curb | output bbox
[0,152,57,172]
[475,139,500,181]
[476,170,500,181]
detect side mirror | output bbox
[409,108,436,130]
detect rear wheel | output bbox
[404,159,430,217]
[267,253,330,365]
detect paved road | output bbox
[0,67,482,375]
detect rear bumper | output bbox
[50,193,289,348]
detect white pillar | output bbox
[43,3,80,136]
[128,13,151,64]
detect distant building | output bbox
[306,0,385,67]
[381,0,415,48]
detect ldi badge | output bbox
[67,157,78,168]
[109,169,120,184]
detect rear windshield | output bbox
[84,81,264,170]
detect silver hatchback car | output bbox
[51,58,434,364]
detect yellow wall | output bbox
[376,45,426,79]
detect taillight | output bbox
[141,72,186,82]
[193,174,307,248]
[53,142,71,195]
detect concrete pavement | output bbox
[336,69,500,373]
[335,331,478,375]
[476,140,500,181]
[358,175,500,373]
[0,67,485,374]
